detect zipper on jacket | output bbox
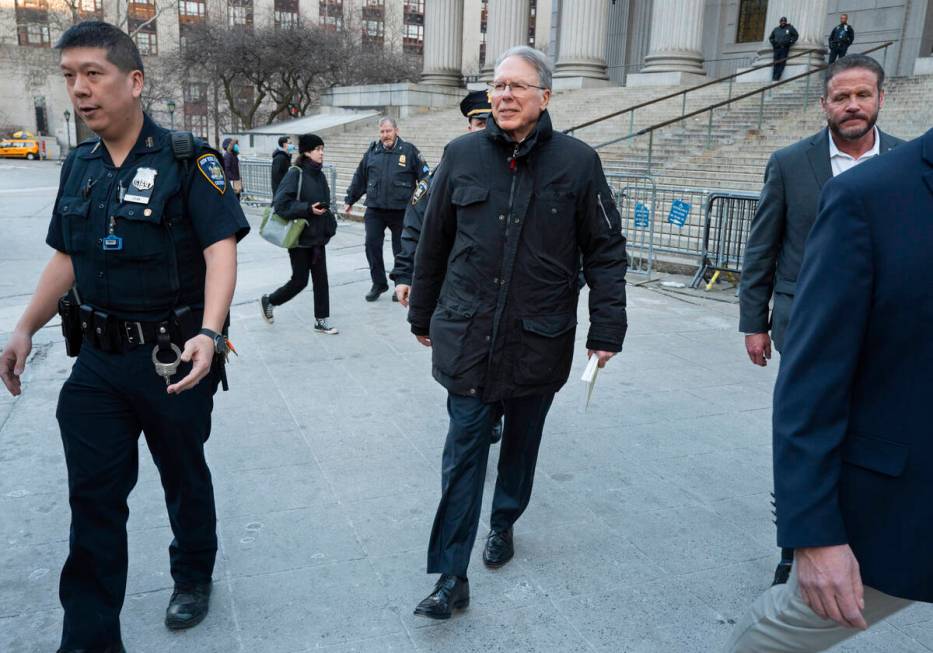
[597,192,613,230]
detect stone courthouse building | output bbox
[1,0,932,153]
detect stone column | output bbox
[627,0,706,86]
[421,0,465,87]
[481,0,529,80]
[553,0,610,87]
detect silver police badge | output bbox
[124,167,158,204]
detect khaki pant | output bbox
[725,564,913,652]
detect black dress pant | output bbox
[772,46,791,80]
[56,344,218,649]
[828,45,848,64]
[364,207,404,288]
[427,392,555,576]
[269,245,330,319]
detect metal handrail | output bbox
[563,41,894,138]
[591,41,895,172]
[563,46,824,136]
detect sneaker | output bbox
[314,319,339,335]
[260,295,274,324]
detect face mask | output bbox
[287,144,296,153]
[232,144,239,154]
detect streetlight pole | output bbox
[63,109,71,158]
[166,99,176,130]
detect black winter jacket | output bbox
[408,110,628,402]
[769,24,799,49]
[271,148,290,193]
[273,161,337,247]
[344,136,429,211]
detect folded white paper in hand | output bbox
[581,354,600,411]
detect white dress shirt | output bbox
[828,126,880,177]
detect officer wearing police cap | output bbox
[390,89,491,304]
[0,21,248,652]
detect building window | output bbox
[403,0,423,55]
[127,0,158,55]
[319,0,343,30]
[275,0,299,30]
[736,0,768,44]
[178,0,207,49]
[15,0,51,48]
[184,82,208,138]
[77,0,103,20]
[227,0,253,28]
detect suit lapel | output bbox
[807,130,833,190]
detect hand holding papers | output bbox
[581,354,600,410]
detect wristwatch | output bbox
[198,328,227,355]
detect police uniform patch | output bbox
[411,178,429,206]
[197,153,226,194]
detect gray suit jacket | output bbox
[738,128,903,351]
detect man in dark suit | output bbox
[726,125,933,653]
[739,54,903,586]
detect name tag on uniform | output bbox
[124,167,158,204]
[102,235,124,251]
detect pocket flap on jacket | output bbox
[451,186,488,206]
[774,278,797,295]
[521,313,577,338]
[58,196,90,218]
[841,435,909,477]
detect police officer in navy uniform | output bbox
[0,22,249,652]
[342,117,429,302]
[391,90,491,307]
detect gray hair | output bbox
[495,46,553,90]
[379,116,398,129]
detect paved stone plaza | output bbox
[2,160,933,652]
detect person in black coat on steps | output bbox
[260,133,339,334]
[271,135,293,194]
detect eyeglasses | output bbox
[487,81,547,96]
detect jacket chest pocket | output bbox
[58,195,92,253]
[111,199,169,259]
[451,186,488,221]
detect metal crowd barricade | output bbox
[238,156,338,209]
[604,171,656,277]
[690,191,759,289]
[649,185,713,262]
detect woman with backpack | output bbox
[260,133,338,334]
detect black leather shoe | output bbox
[489,418,503,445]
[365,284,389,302]
[772,560,792,586]
[165,582,211,630]
[483,527,514,568]
[414,574,469,619]
[57,646,125,653]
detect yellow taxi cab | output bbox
[0,132,43,160]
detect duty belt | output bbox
[79,305,199,354]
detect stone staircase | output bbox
[319,73,933,214]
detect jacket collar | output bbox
[377,136,404,153]
[485,109,554,158]
[78,112,166,163]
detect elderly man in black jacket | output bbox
[407,45,629,619]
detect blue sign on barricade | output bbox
[667,199,691,228]
[634,202,650,228]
